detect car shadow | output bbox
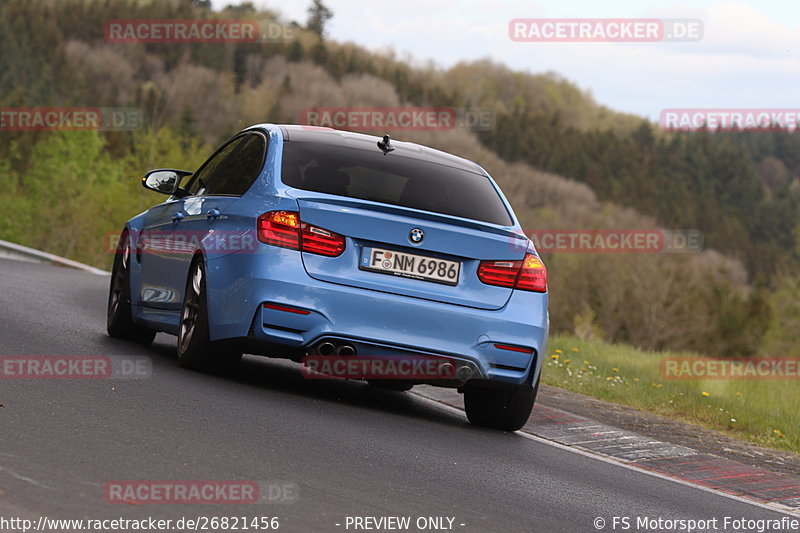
[128,333,474,430]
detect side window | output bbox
[184,133,267,197]
[184,138,243,196]
[204,134,267,196]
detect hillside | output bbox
[0,0,798,358]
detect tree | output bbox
[306,0,333,38]
[286,40,304,62]
[757,156,790,194]
[310,40,328,65]
[761,273,800,356]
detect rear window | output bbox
[280,141,513,226]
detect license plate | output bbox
[360,247,460,286]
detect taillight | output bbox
[516,254,547,292]
[477,260,518,288]
[257,211,345,257]
[478,253,547,292]
[258,211,301,249]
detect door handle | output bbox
[207,208,221,221]
[172,212,184,223]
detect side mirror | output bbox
[142,169,192,195]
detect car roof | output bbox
[264,124,486,176]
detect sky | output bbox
[211,0,800,121]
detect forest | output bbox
[1,0,798,358]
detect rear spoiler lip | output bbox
[288,190,524,238]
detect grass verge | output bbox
[543,335,799,454]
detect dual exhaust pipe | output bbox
[314,341,356,356]
[439,362,474,382]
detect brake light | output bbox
[516,254,547,292]
[257,211,345,257]
[258,211,300,249]
[300,224,346,256]
[477,260,518,288]
[477,253,547,292]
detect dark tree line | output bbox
[479,111,800,280]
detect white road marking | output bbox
[411,392,800,517]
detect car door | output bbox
[170,132,268,306]
[135,195,186,311]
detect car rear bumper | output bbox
[205,249,548,387]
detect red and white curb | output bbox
[413,387,800,516]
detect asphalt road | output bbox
[0,258,794,533]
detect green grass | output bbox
[542,335,800,454]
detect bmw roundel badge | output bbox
[409,228,424,244]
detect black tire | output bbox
[368,380,414,392]
[177,257,241,372]
[107,230,156,344]
[464,377,539,431]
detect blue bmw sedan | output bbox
[107,124,549,430]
